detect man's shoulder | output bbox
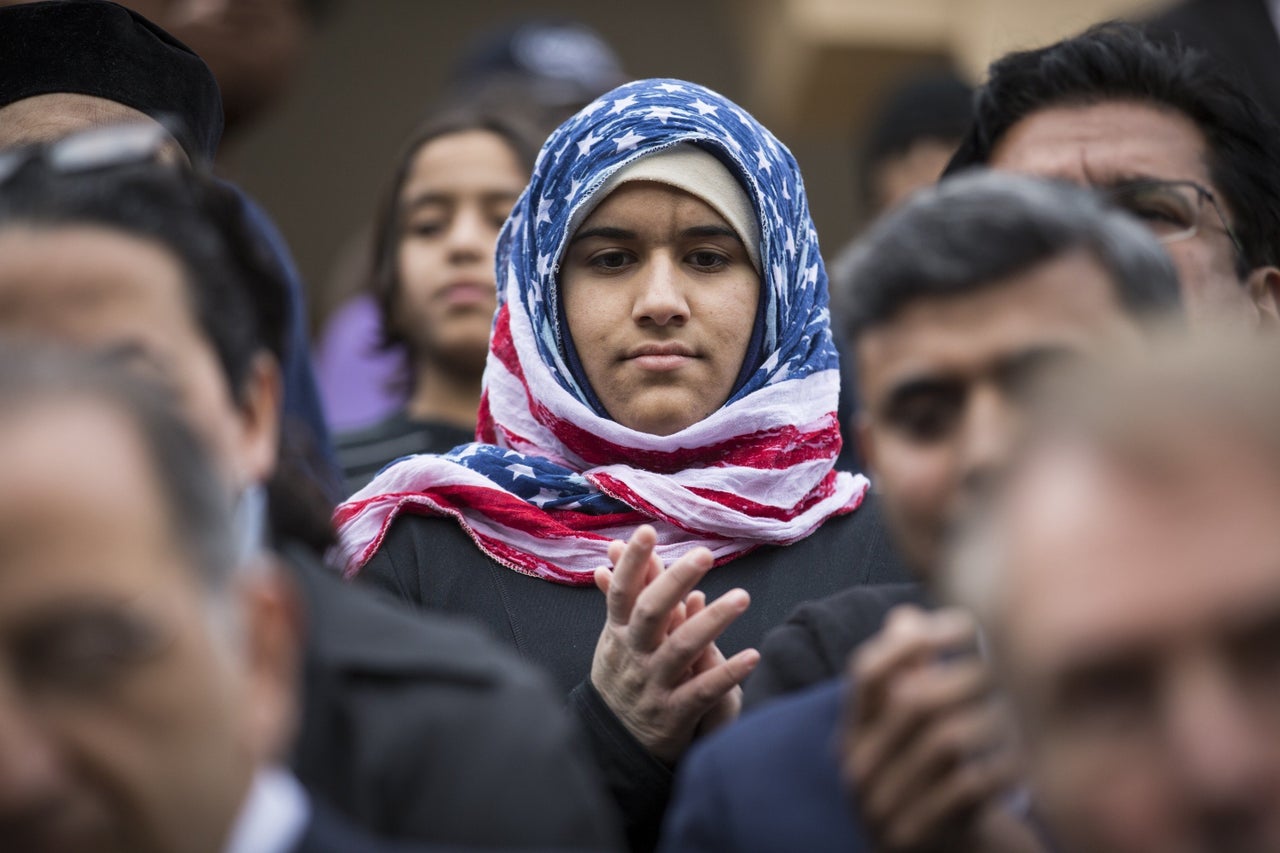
[663,680,871,852]
[792,582,928,637]
[700,678,845,770]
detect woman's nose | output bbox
[446,205,491,263]
[632,255,690,326]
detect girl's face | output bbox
[560,181,760,436]
[393,130,526,372]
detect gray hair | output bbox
[0,341,239,595]
[833,170,1183,340]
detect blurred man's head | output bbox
[839,170,1181,576]
[0,135,285,493]
[951,336,1280,853]
[0,347,298,853]
[946,23,1280,330]
[0,0,222,157]
[856,69,972,221]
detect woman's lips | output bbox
[439,282,493,307]
[630,354,694,371]
[625,343,697,372]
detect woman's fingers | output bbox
[670,646,760,716]
[604,525,657,627]
[626,546,715,651]
[651,588,750,682]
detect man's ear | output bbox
[240,560,303,764]
[1245,266,1280,329]
[235,352,283,487]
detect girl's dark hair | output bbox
[0,156,335,551]
[368,108,540,357]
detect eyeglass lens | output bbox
[1106,183,1201,244]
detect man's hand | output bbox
[590,525,758,764]
[841,605,1028,853]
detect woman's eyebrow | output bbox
[682,225,742,242]
[571,226,637,244]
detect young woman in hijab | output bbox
[337,78,909,845]
[334,110,538,495]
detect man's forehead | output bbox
[0,93,158,150]
[990,100,1214,187]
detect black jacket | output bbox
[742,582,927,711]
[284,545,621,849]
[355,497,910,850]
[357,496,909,694]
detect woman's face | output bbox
[0,225,279,490]
[394,129,526,372]
[561,181,760,436]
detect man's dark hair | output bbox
[0,158,286,403]
[0,341,238,590]
[0,153,334,551]
[838,170,1182,340]
[944,21,1280,274]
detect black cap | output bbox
[0,0,223,160]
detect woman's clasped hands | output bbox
[590,524,760,763]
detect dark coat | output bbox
[742,582,927,710]
[284,545,621,850]
[355,495,910,851]
[660,679,871,853]
[357,495,910,694]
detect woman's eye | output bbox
[406,220,445,237]
[589,251,632,271]
[688,250,729,271]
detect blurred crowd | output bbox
[1,1,1279,852]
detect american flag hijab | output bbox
[336,78,869,584]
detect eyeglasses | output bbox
[0,119,192,188]
[1103,179,1246,260]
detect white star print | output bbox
[609,94,638,114]
[805,264,819,286]
[580,99,607,117]
[690,98,718,116]
[613,129,645,152]
[721,132,742,152]
[645,106,680,124]
[535,196,553,225]
[564,178,583,202]
[656,82,685,93]
[782,182,791,201]
[577,131,602,157]
[756,147,771,173]
[509,463,537,479]
[537,253,553,277]
[784,228,796,258]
